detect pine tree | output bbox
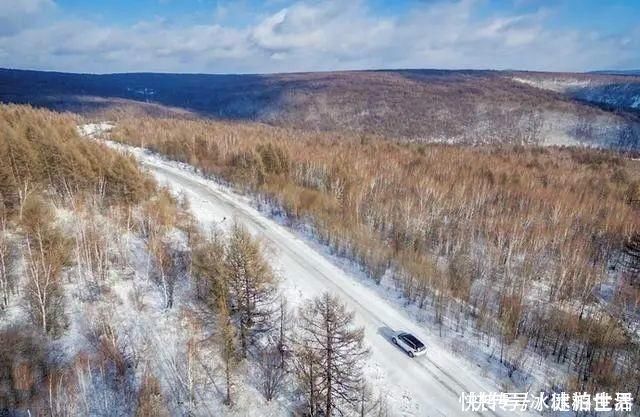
[217,296,238,406]
[224,223,275,357]
[296,292,369,416]
[191,231,226,307]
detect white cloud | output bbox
[0,0,54,16]
[0,0,637,73]
[0,0,55,36]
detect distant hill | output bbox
[511,71,640,112]
[590,70,640,76]
[1,67,639,150]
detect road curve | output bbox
[121,145,530,417]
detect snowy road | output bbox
[104,139,531,417]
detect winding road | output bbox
[103,134,532,417]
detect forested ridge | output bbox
[1,104,639,415]
[3,68,640,150]
[112,115,640,396]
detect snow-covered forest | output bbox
[109,115,640,401]
[1,104,639,416]
[0,105,382,417]
[2,0,640,414]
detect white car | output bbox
[391,332,426,357]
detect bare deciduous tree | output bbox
[355,382,390,417]
[276,296,293,369]
[148,234,188,309]
[0,214,17,310]
[293,342,322,416]
[22,210,70,336]
[255,343,287,402]
[74,212,111,301]
[253,296,292,401]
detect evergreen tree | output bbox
[225,223,275,357]
[217,295,238,406]
[296,292,369,416]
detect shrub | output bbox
[0,327,47,412]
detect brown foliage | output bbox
[225,223,276,357]
[112,115,640,392]
[296,292,369,416]
[0,214,17,309]
[191,231,226,307]
[0,327,47,412]
[21,197,72,336]
[135,374,169,417]
[0,104,153,217]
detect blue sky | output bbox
[0,0,638,73]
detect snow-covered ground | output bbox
[512,76,640,112]
[80,122,538,417]
[77,121,114,137]
[511,77,593,93]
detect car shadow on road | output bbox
[377,325,396,340]
[377,326,411,356]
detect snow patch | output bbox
[511,77,592,92]
[77,122,114,138]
